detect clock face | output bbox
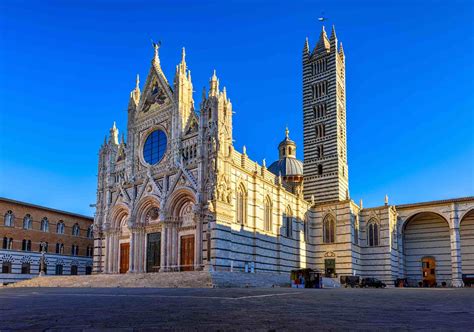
[143,129,167,165]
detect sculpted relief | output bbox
[216,174,232,204]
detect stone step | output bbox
[9,271,292,288]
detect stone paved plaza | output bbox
[0,287,473,330]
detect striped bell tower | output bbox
[302,25,349,203]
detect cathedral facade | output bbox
[93,26,474,287]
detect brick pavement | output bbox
[0,287,473,330]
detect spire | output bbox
[120,133,125,145]
[314,25,330,54]
[385,195,389,206]
[303,37,310,54]
[209,69,219,97]
[130,74,141,107]
[285,126,289,138]
[109,121,119,145]
[330,25,337,40]
[181,47,186,64]
[329,25,337,52]
[339,42,345,58]
[152,41,161,66]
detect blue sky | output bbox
[0,0,473,216]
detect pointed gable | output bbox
[314,26,330,55]
[139,46,174,113]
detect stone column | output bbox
[195,217,203,270]
[111,231,117,273]
[138,227,146,273]
[160,225,168,272]
[167,224,172,270]
[171,225,178,271]
[450,226,463,287]
[128,230,135,273]
[103,232,109,273]
[397,233,404,278]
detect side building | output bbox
[0,197,94,284]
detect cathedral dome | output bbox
[268,157,303,177]
[268,127,303,178]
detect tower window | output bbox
[323,215,336,244]
[315,124,325,138]
[318,164,323,175]
[317,145,324,158]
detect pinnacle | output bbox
[330,24,337,39]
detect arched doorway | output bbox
[135,196,161,273]
[461,209,474,275]
[107,205,130,274]
[167,189,198,272]
[403,212,451,286]
[118,212,131,274]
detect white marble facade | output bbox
[93,27,474,287]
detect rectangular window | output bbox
[21,263,30,274]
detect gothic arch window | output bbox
[323,215,336,244]
[23,214,32,230]
[71,244,79,256]
[3,237,13,250]
[56,242,64,254]
[40,217,49,232]
[236,184,247,226]
[284,206,293,238]
[367,219,380,247]
[22,239,32,251]
[4,210,14,227]
[72,223,80,236]
[87,226,93,239]
[264,196,272,232]
[86,246,93,257]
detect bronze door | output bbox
[120,243,130,274]
[422,257,436,287]
[147,232,161,273]
[180,235,195,271]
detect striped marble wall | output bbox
[403,213,451,285]
[461,210,474,274]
